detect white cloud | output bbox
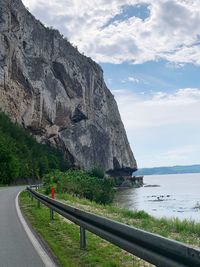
[22,0,200,65]
[128,76,140,83]
[138,145,200,167]
[112,87,200,167]
[166,62,185,69]
[113,87,200,129]
[162,146,199,162]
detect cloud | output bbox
[162,146,199,162]
[113,87,200,129]
[112,87,200,167]
[128,76,140,83]
[22,0,200,65]
[138,144,200,167]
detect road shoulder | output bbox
[16,191,59,267]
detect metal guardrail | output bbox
[27,187,200,267]
[29,184,43,190]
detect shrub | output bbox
[43,170,114,204]
[87,167,105,179]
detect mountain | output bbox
[0,0,137,176]
[133,165,200,176]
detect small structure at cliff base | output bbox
[115,175,143,189]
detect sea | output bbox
[114,173,200,222]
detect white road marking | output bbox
[15,191,57,267]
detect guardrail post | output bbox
[80,226,86,249]
[50,208,54,223]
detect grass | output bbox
[52,192,200,245]
[0,184,8,187]
[20,191,200,267]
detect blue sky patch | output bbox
[101,60,200,95]
[102,3,150,29]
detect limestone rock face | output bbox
[0,0,137,175]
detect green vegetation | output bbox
[87,167,105,179]
[20,191,200,267]
[0,112,69,184]
[0,112,113,206]
[47,192,200,245]
[43,169,114,204]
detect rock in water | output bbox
[0,0,137,175]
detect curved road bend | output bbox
[0,186,47,267]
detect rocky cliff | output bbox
[0,0,137,175]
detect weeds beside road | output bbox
[20,191,200,267]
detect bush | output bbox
[87,167,105,179]
[43,170,114,204]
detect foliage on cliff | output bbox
[43,169,114,204]
[0,112,69,184]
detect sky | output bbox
[22,0,200,168]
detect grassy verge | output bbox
[20,191,200,267]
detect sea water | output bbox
[114,173,200,222]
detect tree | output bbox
[0,134,19,184]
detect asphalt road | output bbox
[0,186,46,267]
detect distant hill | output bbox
[133,165,200,176]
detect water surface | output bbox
[114,173,200,221]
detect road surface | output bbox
[0,186,50,267]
